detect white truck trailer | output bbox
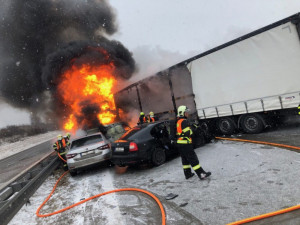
[115,13,300,135]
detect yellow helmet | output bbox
[177,105,189,117]
[57,135,63,140]
[140,112,145,116]
[149,111,154,116]
[66,133,71,139]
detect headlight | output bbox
[97,144,110,150]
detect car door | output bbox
[151,122,172,151]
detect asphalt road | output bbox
[0,140,53,190]
[238,118,300,148]
[224,118,300,225]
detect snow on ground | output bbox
[0,131,61,160]
[8,140,300,225]
[9,168,135,225]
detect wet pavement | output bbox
[222,117,300,225]
[237,115,300,148]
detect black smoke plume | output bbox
[0,0,135,127]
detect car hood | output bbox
[70,141,106,153]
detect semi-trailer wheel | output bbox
[240,114,264,134]
[217,117,236,135]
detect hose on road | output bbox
[215,137,300,225]
[36,170,166,225]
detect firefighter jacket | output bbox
[63,136,71,148]
[176,117,193,144]
[149,116,158,122]
[138,115,148,124]
[53,139,68,155]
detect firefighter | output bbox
[53,134,69,171]
[63,132,71,149]
[138,112,148,125]
[148,111,158,122]
[65,132,71,141]
[176,105,211,180]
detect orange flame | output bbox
[58,62,117,131]
[64,114,76,130]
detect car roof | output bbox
[72,132,103,142]
[135,120,174,128]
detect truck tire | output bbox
[199,122,209,133]
[217,117,236,135]
[199,121,214,142]
[151,147,166,166]
[193,133,205,148]
[240,114,264,134]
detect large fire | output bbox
[58,62,117,131]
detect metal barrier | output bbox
[0,153,60,225]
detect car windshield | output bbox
[71,134,103,150]
[119,127,141,140]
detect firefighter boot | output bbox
[63,163,68,171]
[184,168,195,180]
[195,167,211,180]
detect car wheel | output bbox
[69,170,77,177]
[151,147,166,166]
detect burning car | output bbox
[66,132,111,176]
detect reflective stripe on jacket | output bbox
[53,139,67,151]
[176,118,193,144]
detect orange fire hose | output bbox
[216,136,300,151]
[57,152,67,162]
[36,170,166,225]
[215,137,300,225]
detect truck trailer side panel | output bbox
[188,21,300,119]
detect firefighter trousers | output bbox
[177,143,200,168]
[58,149,68,171]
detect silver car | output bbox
[66,132,111,176]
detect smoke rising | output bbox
[0,0,135,127]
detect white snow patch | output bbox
[250,150,263,155]
[9,169,126,225]
[97,170,125,225]
[0,131,61,160]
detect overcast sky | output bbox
[1,0,300,128]
[109,0,300,78]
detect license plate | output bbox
[115,147,124,152]
[82,150,94,156]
